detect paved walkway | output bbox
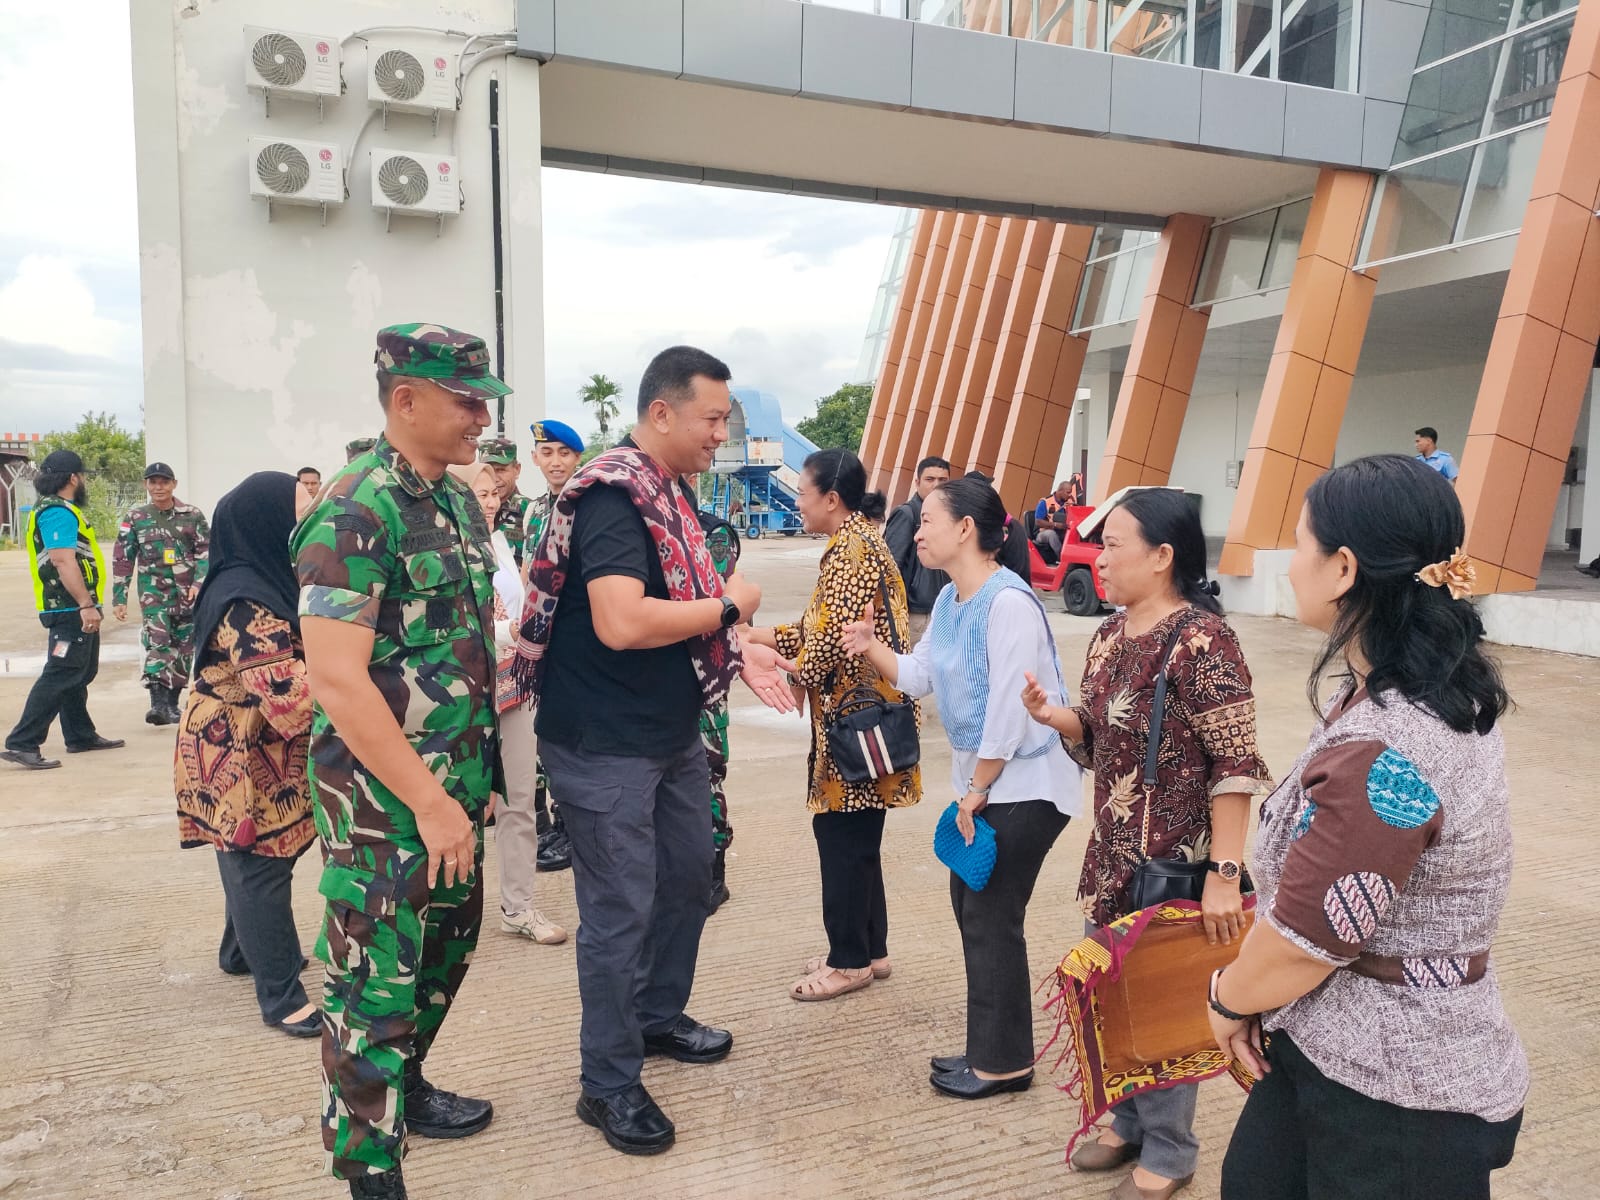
[0,540,1591,1199]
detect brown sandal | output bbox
[789,965,873,1002]
[803,953,892,980]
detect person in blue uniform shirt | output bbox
[1414,427,1458,483]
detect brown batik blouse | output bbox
[1066,605,1272,926]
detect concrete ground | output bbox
[0,538,1593,1200]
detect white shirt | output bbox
[489,529,522,652]
[894,587,1083,818]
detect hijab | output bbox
[191,471,302,656]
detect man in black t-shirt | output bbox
[537,345,794,1157]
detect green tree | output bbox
[795,383,873,452]
[578,374,623,445]
[34,412,147,538]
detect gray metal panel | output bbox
[542,147,608,171]
[1198,72,1287,157]
[1282,83,1366,164]
[607,155,705,183]
[909,22,1015,122]
[1359,0,1431,104]
[1362,98,1406,169]
[683,0,801,94]
[877,188,955,208]
[703,166,797,193]
[791,179,879,203]
[1109,55,1202,144]
[516,0,555,59]
[1013,39,1112,134]
[552,0,684,76]
[799,4,913,109]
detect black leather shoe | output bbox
[576,1083,675,1155]
[0,749,61,770]
[348,1167,407,1199]
[930,1066,1033,1099]
[402,1067,493,1139]
[930,1054,968,1074]
[275,1011,322,1038]
[536,828,571,871]
[643,1014,733,1064]
[66,735,125,753]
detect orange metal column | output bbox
[1094,213,1212,500]
[992,224,1097,517]
[887,213,979,504]
[1218,170,1379,577]
[972,219,1057,476]
[1457,2,1600,593]
[917,216,1004,477]
[862,212,936,490]
[942,218,1028,467]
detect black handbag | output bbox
[824,573,920,784]
[1125,624,1251,911]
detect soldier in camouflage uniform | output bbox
[293,324,509,1200]
[111,463,210,725]
[345,437,377,464]
[477,436,535,566]
[699,512,740,912]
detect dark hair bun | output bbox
[859,491,888,522]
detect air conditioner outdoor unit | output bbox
[249,137,346,218]
[367,46,459,119]
[370,149,462,230]
[243,27,341,111]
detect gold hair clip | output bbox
[1416,549,1476,601]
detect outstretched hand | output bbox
[839,602,879,657]
[1020,671,1054,724]
[740,639,800,714]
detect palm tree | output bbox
[578,374,623,445]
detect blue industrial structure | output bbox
[704,387,818,539]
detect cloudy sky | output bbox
[0,0,902,442]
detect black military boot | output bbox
[348,1167,407,1199]
[536,809,571,872]
[709,848,730,914]
[144,684,173,726]
[161,685,183,724]
[403,1063,493,1139]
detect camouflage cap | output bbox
[345,437,377,462]
[477,436,518,465]
[374,322,512,402]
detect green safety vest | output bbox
[27,494,107,613]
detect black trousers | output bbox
[6,610,100,753]
[813,808,889,970]
[950,800,1068,1073]
[1222,1031,1522,1200]
[216,849,311,1024]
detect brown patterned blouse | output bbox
[1066,605,1272,925]
[774,512,922,815]
[174,600,314,858]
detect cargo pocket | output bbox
[397,548,470,648]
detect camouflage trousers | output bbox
[701,702,731,851]
[139,594,195,690]
[317,827,485,1179]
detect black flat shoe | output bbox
[275,1011,322,1038]
[65,736,124,753]
[0,749,60,770]
[930,1054,968,1074]
[403,1067,493,1139]
[576,1083,675,1155]
[930,1066,1033,1099]
[643,1014,732,1063]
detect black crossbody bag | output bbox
[825,573,920,784]
[1125,624,1252,911]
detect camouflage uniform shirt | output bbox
[111,501,210,608]
[292,437,499,865]
[495,491,535,566]
[524,491,555,557]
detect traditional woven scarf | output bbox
[510,446,742,710]
[1039,899,1257,1164]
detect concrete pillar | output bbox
[1457,1,1600,592]
[1094,213,1212,500]
[1218,169,1380,577]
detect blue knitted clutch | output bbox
[933,801,998,892]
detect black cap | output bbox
[144,462,176,480]
[40,450,85,474]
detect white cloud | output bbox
[0,256,127,358]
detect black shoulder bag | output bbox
[1125,623,1252,912]
[825,572,921,784]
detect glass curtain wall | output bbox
[1193,197,1312,304]
[1071,229,1160,332]
[1358,0,1579,267]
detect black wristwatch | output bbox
[1207,858,1243,883]
[719,595,741,628]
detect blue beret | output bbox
[530,419,584,454]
